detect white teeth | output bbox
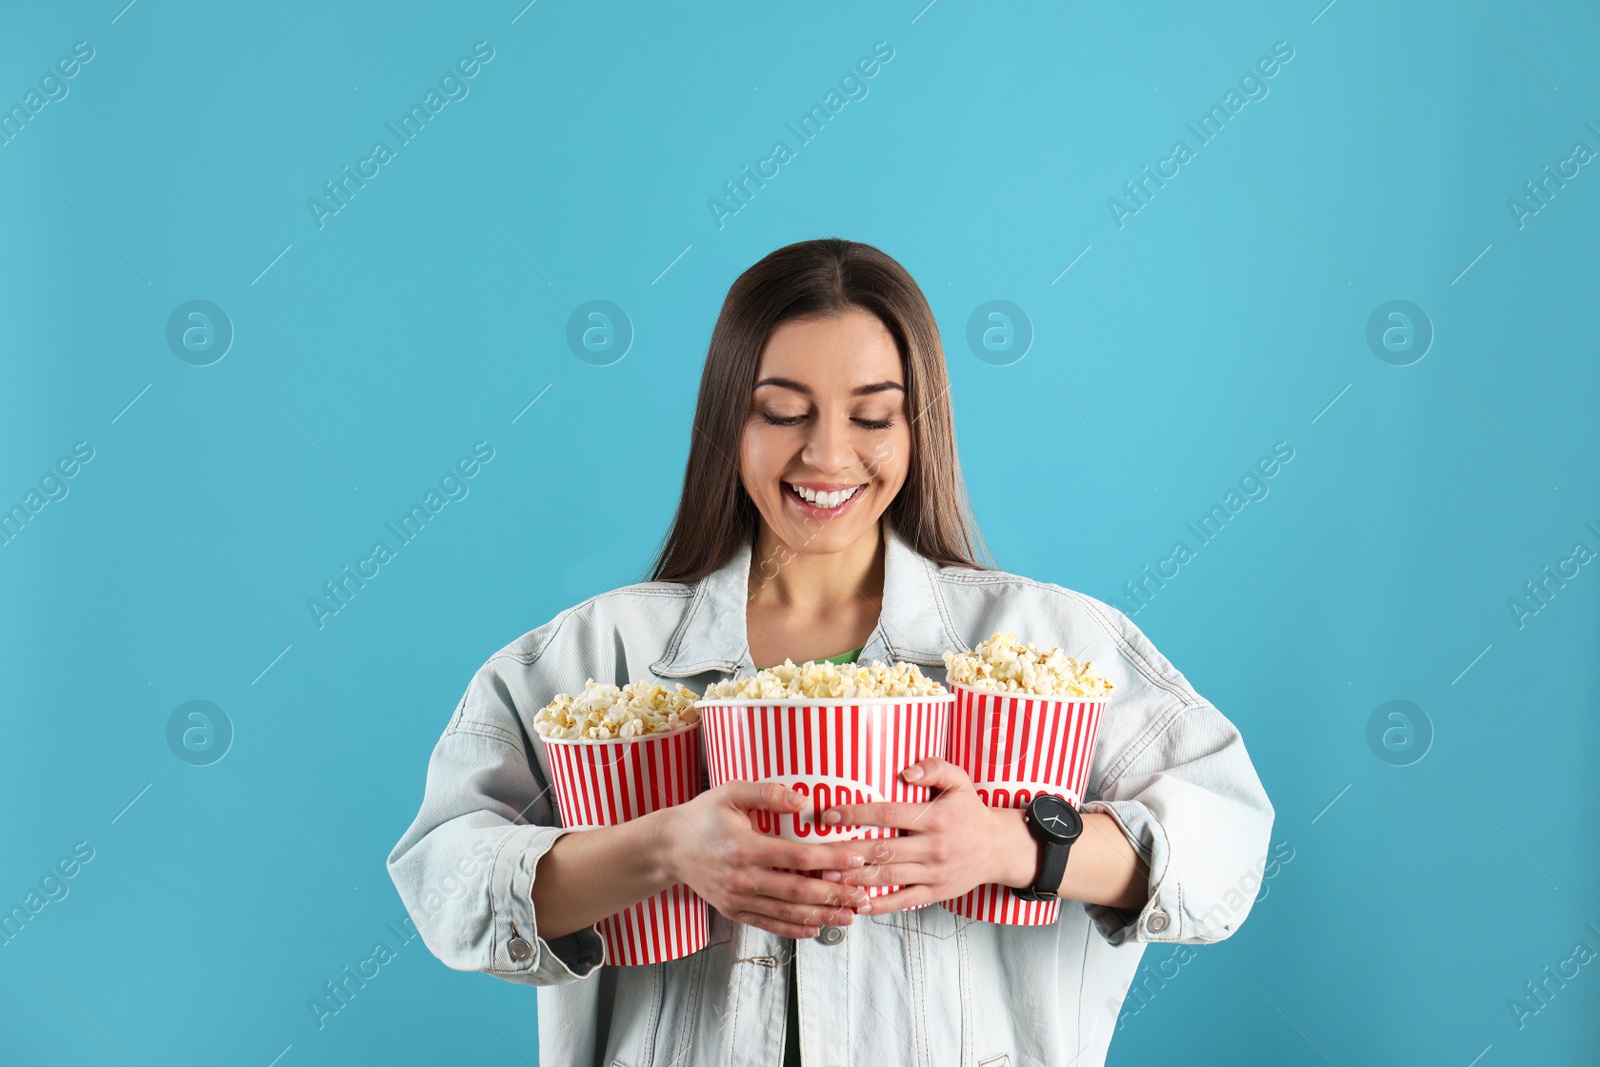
[789,483,862,509]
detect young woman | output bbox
[389,239,1275,1067]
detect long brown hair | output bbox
[647,237,992,583]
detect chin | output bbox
[781,525,859,554]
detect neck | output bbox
[749,522,885,619]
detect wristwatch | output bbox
[1013,793,1083,901]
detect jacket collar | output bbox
[651,523,966,678]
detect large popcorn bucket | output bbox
[697,695,953,900]
[940,683,1108,925]
[539,723,709,964]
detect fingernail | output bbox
[851,854,865,867]
[902,764,924,781]
[788,791,805,807]
[822,810,841,825]
[856,903,873,915]
[821,870,842,882]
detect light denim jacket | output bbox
[388,526,1275,1067]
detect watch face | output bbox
[1029,794,1082,843]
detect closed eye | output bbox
[759,412,896,430]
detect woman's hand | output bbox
[659,781,872,938]
[820,757,1033,914]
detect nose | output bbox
[800,409,857,475]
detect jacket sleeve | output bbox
[1068,596,1276,947]
[387,652,605,985]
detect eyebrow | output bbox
[753,377,905,397]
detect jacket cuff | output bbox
[489,823,605,983]
[1078,799,1181,946]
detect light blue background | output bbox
[2,1,1597,1063]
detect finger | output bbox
[836,835,927,874]
[726,911,823,940]
[732,894,858,932]
[724,780,810,814]
[841,862,929,888]
[822,800,936,831]
[745,837,870,873]
[854,885,939,916]
[744,868,870,910]
[898,756,973,792]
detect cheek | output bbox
[872,427,912,486]
[739,425,782,492]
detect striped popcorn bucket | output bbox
[539,723,709,965]
[940,683,1107,925]
[696,695,953,900]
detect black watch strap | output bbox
[1014,836,1071,901]
[1014,800,1077,901]
[1036,834,1072,899]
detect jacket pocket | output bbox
[600,964,665,1066]
[868,900,972,941]
[868,904,971,1065]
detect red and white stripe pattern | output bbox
[940,683,1107,925]
[699,696,952,899]
[540,724,709,965]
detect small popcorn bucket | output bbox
[539,723,709,965]
[696,695,953,900]
[940,683,1108,925]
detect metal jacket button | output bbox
[1146,912,1169,933]
[508,936,533,961]
[816,925,845,945]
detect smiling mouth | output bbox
[785,482,866,511]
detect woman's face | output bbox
[739,307,912,559]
